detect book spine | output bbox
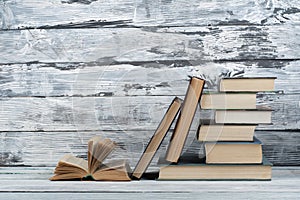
[165,77,205,163]
[132,97,182,179]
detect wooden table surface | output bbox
[0,167,299,199]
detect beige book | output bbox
[205,138,263,164]
[165,77,205,163]
[198,124,256,141]
[158,160,272,180]
[219,77,276,92]
[215,107,272,124]
[132,97,182,179]
[200,92,256,109]
[50,136,131,181]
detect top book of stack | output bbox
[219,77,276,92]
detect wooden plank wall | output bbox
[0,0,299,168]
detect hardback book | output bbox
[215,107,272,124]
[158,156,272,181]
[200,92,257,109]
[219,77,276,92]
[132,97,182,179]
[197,122,256,142]
[50,136,131,181]
[165,77,205,163]
[205,137,263,164]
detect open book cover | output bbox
[50,136,131,181]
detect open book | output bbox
[50,136,131,181]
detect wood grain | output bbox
[0,167,299,200]
[0,192,299,200]
[0,60,299,97]
[1,166,300,180]
[0,0,299,170]
[0,130,299,167]
[0,25,300,64]
[1,0,300,30]
[0,94,298,132]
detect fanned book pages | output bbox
[132,97,182,179]
[50,136,131,181]
[165,77,205,163]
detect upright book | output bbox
[204,137,263,164]
[219,77,276,92]
[50,136,131,181]
[132,97,182,179]
[165,77,205,163]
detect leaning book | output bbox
[165,77,205,163]
[50,136,131,181]
[132,97,182,179]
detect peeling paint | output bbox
[61,0,98,5]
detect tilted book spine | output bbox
[165,77,205,163]
[132,97,182,179]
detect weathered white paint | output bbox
[0,25,300,63]
[1,0,300,29]
[0,0,299,170]
[0,93,298,132]
[0,167,299,200]
[0,61,299,97]
[0,131,299,166]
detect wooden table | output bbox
[0,167,299,199]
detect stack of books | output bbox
[157,77,276,181]
[50,76,276,181]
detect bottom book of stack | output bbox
[158,155,272,181]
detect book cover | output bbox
[158,155,272,181]
[132,97,182,179]
[219,77,276,92]
[204,137,263,164]
[197,122,256,142]
[200,92,257,109]
[215,106,273,124]
[165,77,205,163]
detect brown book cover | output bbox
[165,77,205,163]
[132,97,182,179]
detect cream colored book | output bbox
[50,136,131,181]
[219,77,276,92]
[198,123,256,141]
[158,157,272,180]
[205,137,263,164]
[200,92,256,109]
[215,107,272,124]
